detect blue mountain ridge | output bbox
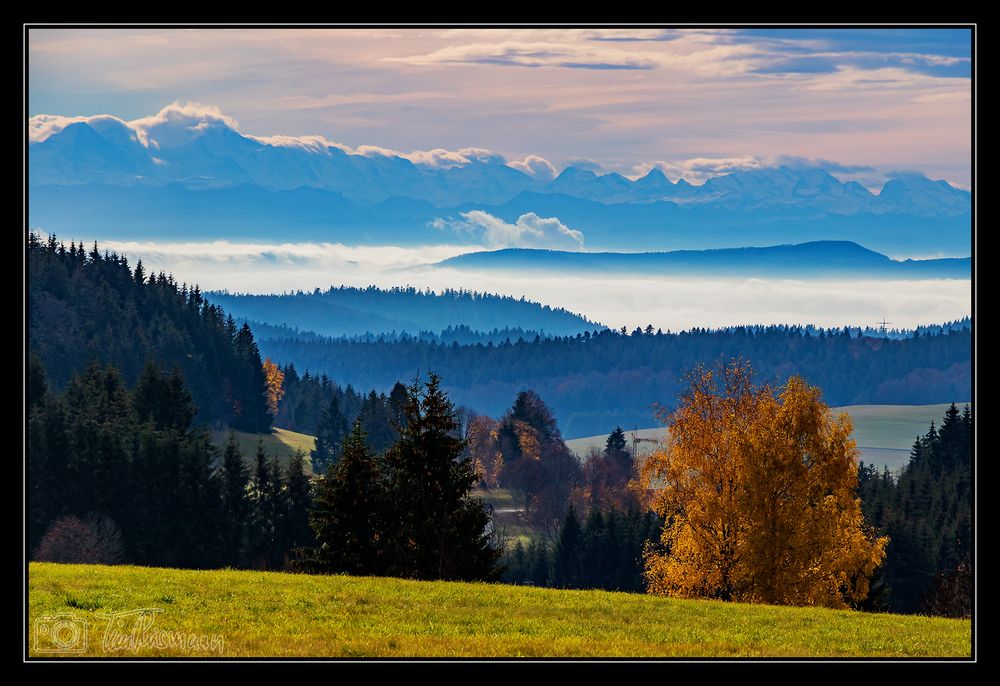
[436,241,970,279]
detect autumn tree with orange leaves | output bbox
[262,357,285,418]
[639,360,887,609]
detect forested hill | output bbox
[260,326,971,439]
[437,241,971,279]
[27,233,272,431]
[207,286,601,339]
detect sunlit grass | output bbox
[209,427,317,473]
[28,563,970,658]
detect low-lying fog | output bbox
[101,240,971,332]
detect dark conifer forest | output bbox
[857,403,973,617]
[28,233,272,432]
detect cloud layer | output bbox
[434,211,585,250]
[97,240,971,332]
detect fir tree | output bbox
[312,396,348,473]
[283,449,315,552]
[552,504,583,588]
[381,373,501,581]
[310,420,386,575]
[218,432,250,566]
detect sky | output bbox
[28,27,973,188]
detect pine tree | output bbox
[218,432,250,566]
[387,381,409,431]
[605,426,628,455]
[552,504,583,588]
[312,396,348,473]
[359,390,396,454]
[310,420,386,575]
[527,540,551,586]
[248,440,285,569]
[381,373,501,581]
[28,353,48,410]
[283,449,315,552]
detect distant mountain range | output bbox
[207,286,600,339]
[436,241,970,279]
[29,114,968,214]
[28,108,971,255]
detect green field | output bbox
[566,403,970,473]
[210,428,317,474]
[472,488,539,546]
[27,563,969,658]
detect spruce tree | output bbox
[359,390,396,454]
[284,449,315,551]
[382,373,501,581]
[249,440,285,569]
[218,432,250,566]
[310,420,386,575]
[552,504,583,588]
[312,396,348,473]
[605,426,628,455]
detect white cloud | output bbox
[801,65,966,92]
[248,133,348,154]
[384,40,660,70]
[507,154,557,180]
[29,102,534,174]
[28,113,136,143]
[356,145,505,168]
[436,211,585,250]
[127,102,240,148]
[100,240,472,271]
[634,156,767,183]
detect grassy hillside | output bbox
[566,403,969,472]
[28,563,969,658]
[210,428,316,473]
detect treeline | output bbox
[28,356,502,580]
[857,403,973,617]
[27,357,312,567]
[247,319,580,346]
[503,505,660,592]
[208,285,598,339]
[28,233,272,432]
[711,318,971,341]
[259,324,971,438]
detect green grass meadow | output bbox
[210,427,317,474]
[27,563,970,658]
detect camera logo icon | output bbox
[34,614,88,654]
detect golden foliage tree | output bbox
[639,360,887,609]
[464,415,503,488]
[262,357,285,418]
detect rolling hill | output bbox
[209,428,316,474]
[207,286,601,339]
